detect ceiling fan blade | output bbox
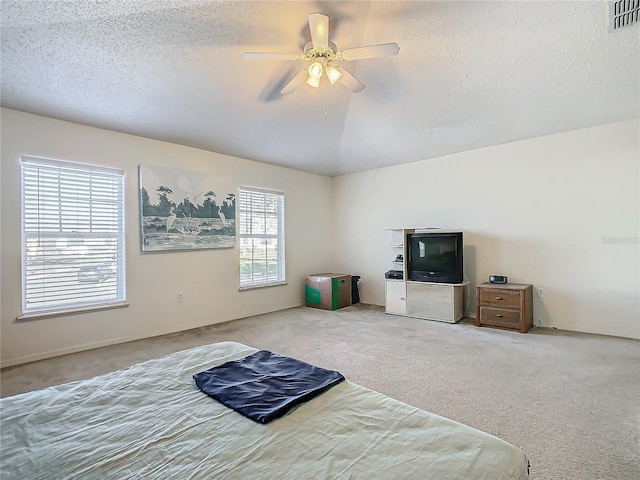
[340,43,400,61]
[243,52,302,61]
[308,13,329,49]
[336,66,365,93]
[280,69,309,95]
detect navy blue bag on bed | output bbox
[193,350,345,424]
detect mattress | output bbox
[0,341,529,479]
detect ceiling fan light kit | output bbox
[243,13,399,95]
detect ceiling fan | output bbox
[243,13,400,95]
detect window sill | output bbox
[17,301,129,322]
[239,281,287,292]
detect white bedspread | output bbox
[1,341,529,479]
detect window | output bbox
[238,187,285,289]
[21,156,126,315]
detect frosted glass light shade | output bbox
[306,75,321,88]
[308,62,323,79]
[326,65,342,84]
[306,62,323,88]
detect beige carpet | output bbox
[2,304,639,479]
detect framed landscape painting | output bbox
[139,165,236,252]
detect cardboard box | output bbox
[305,273,352,310]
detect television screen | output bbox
[409,236,457,273]
[406,232,464,283]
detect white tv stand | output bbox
[384,228,467,324]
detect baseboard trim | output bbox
[1,336,146,368]
[1,304,301,368]
[3,305,635,368]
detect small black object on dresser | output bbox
[489,275,508,284]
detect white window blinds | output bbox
[238,187,285,289]
[21,156,126,314]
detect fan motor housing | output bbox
[303,41,338,62]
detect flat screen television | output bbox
[406,231,464,284]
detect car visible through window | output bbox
[78,262,116,283]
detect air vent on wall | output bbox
[611,0,639,30]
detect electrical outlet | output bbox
[177,292,183,302]
[537,288,544,298]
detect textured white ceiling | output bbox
[2,1,639,176]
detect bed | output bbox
[1,341,529,479]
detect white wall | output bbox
[2,111,638,368]
[1,109,335,366]
[333,120,640,339]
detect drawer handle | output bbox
[495,296,503,300]
[496,314,503,318]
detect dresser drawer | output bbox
[479,289,521,308]
[479,307,521,329]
